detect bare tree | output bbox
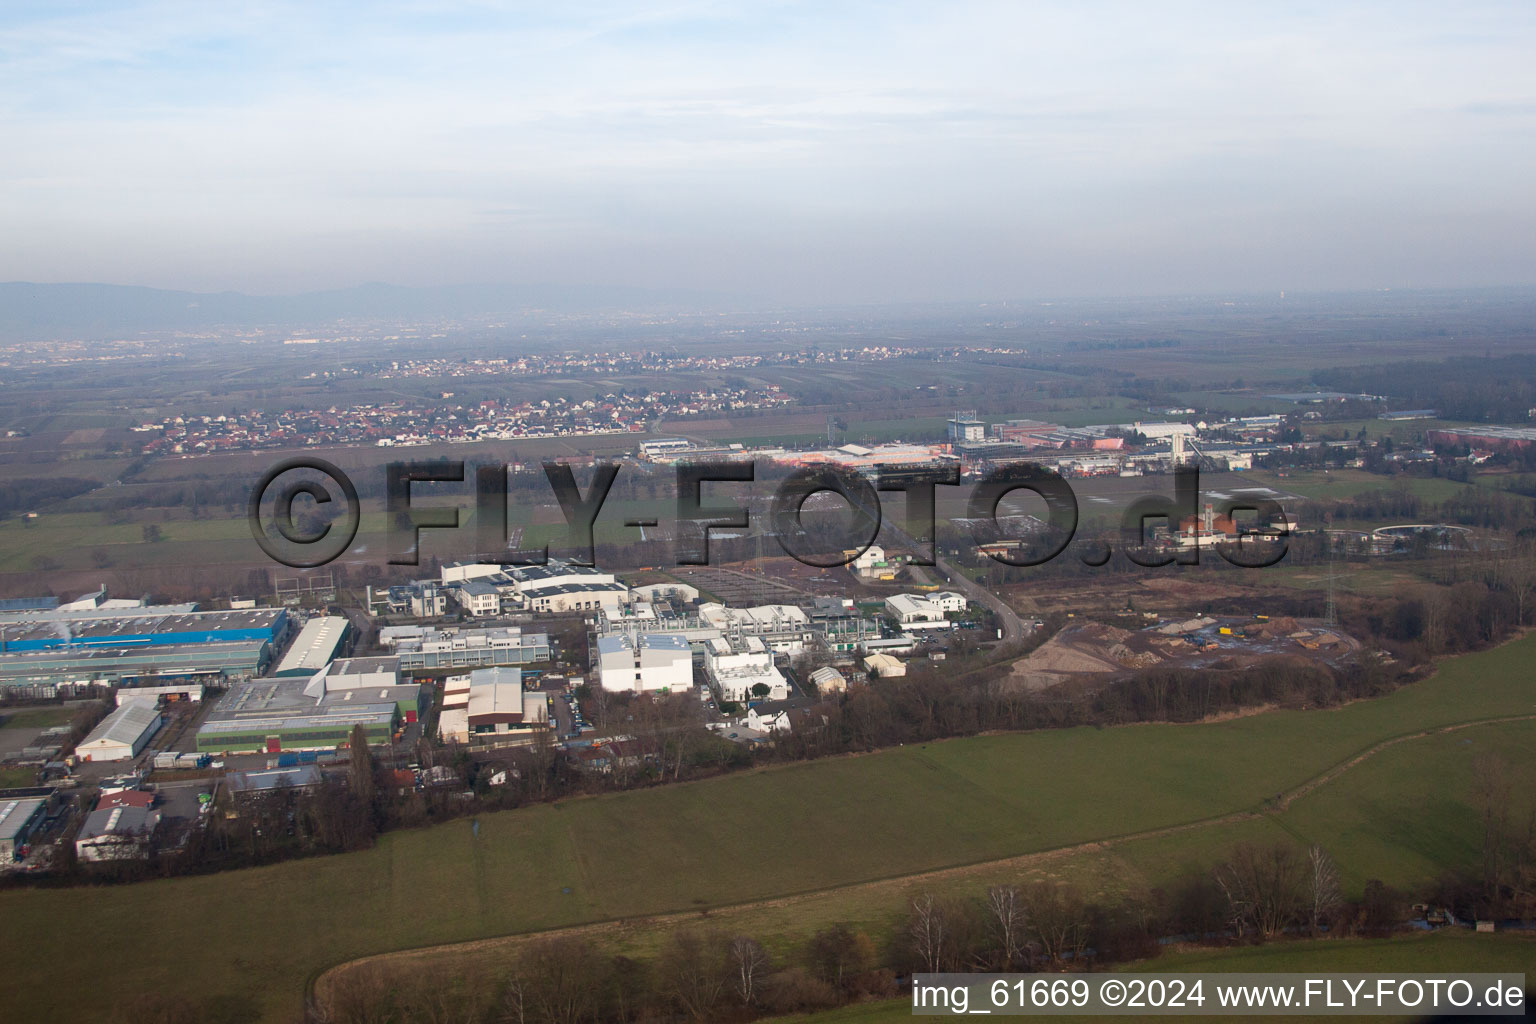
[347,723,376,806]
[662,929,729,1022]
[728,934,771,1005]
[395,970,486,1024]
[805,923,874,989]
[1474,753,1513,913]
[1305,845,1342,936]
[909,892,949,973]
[1024,882,1088,964]
[512,936,601,1024]
[321,966,399,1024]
[503,977,527,1024]
[1214,843,1305,939]
[985,884,1026,969]
[1421,588,1448,655]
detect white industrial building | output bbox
[321,656,401,690]
[595,633,694,693]
[380,624,551,669]
[75,804,161,861]
[503,564,627,613]
[75,701,162,762]
[1120,421,1197,441]
[455,579,503,617]
[114,682,204,705]
[629,582,701,605]
[809,666,848,693]
[437,667,549,745]
[850,544,887,577]
[698,603,814,653]
[438,561,629,615]
[272,615,349,676]
[703,635,789,702]
[519,580,629,614]
[884,593,961,629]
[930,591,967,613]
[367,580,450,617]
[863,653,907,678]
[441,562,506,585]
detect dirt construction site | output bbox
[1004,615,1360,693]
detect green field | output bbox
[0,705,79,729]
[0,496,689,571]
[314,716,1536,996]
[1243,468,1476,505]
[4,635,1536,1021]
[0,766,37,787]
[1303,417,1470,444]
[770,931,1536,1023]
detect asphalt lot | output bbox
[153,777,214,824]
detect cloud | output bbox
[1,1,1534,300]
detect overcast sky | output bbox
[2,1,1534,304]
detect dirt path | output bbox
[312,711,1536,1006]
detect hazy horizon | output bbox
[3,2,1535,305]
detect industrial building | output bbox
[863,653,907,678]
[114,682,204,705]
[697,603,815,653]
[0,606,286,652]
[0,640,273,696]
[75,804,160,861]
[367,580,450,618]
[271,616,349,675]
[76,702,163,762]
[455,578,504,617]
[322,656,401,689]
[629,582,701,605]
[0,606,286,694]
[437,667,550,745]
[885,593,963,628]
[809,666,848,693]
[1427,426,1536,452]
[440,561,507,585]
[638,437,693,459]
[0,797,46,860]
[225,765,322,799]
[703,635,788,702]
[381,624,551,671]
[437,561,629,614]
[850,544,896,580]
[947,411,985,442]
[519,579,629,613]
[773,442,958,479]
[595,633,694,693]
[194,674,419,753]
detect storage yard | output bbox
[1005,616,1359,692]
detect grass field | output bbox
[1255,563,1429,597]
[3,635,1536,1021]
[0,705,79,729]
[312,717,1536,999]
[1241,468,1476,505]
[0,765,38,787]
[769,931,1536,1023]
[1303,418,1471,444]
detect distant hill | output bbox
[0,281,743,340]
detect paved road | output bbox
[881,522,1029,647]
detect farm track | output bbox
[310,710,1536,1004]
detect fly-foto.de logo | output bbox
[247,460,1287,571]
